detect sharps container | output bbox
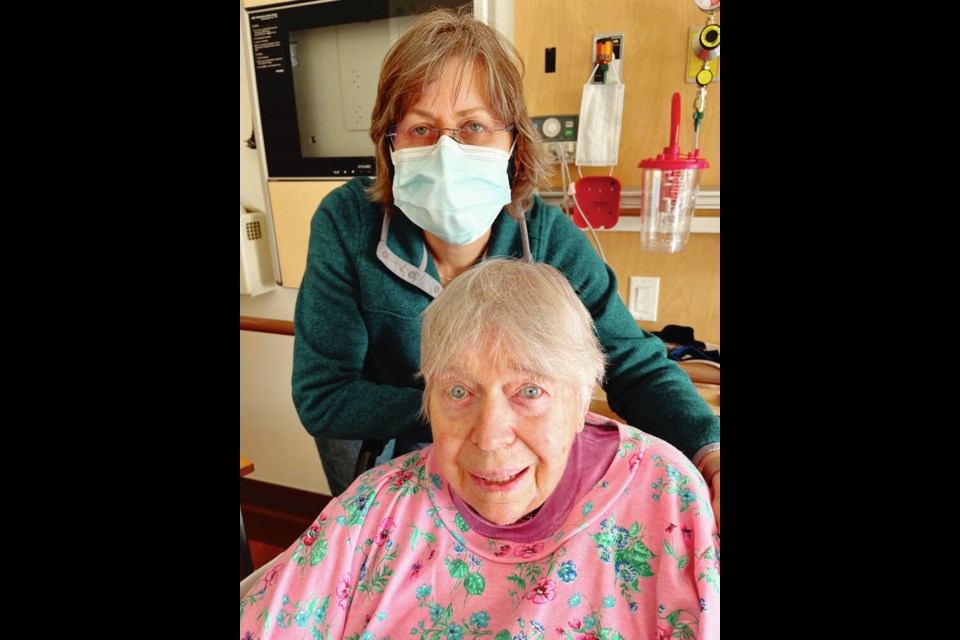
[638,93,710,253]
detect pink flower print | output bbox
[301,524,320,547]
[319,512,329,522]
[493,544,511,557]
[657,626,671,640]
[257,562,283,594]
[629,451,643,471]
[392,470,414,487]
[568,619,582,630]
[410,561,422,578]
[513,542,544,558]
[582,634,598,640]
[336,572,352,610]
[375,517,396,546]
[526,578,557,604]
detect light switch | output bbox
[629,276,659,322]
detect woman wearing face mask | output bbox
[293,8,720,528]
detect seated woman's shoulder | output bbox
[337,447,434,504]
[622,425,702,480]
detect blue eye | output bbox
[464,120,487,134]
[411,126,432,137]
[448,385,467,400]
[520,385,541,399]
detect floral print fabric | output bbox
[240,416,719,639]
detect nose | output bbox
[470,395,515,451]
[437,128,461,144]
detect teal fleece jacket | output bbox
[292,178,719,458]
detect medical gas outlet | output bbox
[533,115,579,142]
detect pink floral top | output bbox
[240,415,720,639]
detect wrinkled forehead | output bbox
[435,333,551,383]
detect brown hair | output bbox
[367,7,550,220]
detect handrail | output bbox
[240,315,295,336]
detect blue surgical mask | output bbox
[391,136,513,245]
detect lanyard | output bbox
[375,213,533,299]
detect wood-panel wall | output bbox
[269,181,345,289]
[514,0,719,189]
[515,0,720,344]
[596,229,719,344]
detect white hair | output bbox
[419,258,606,417]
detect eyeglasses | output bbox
[387,119,515,149]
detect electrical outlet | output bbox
[629,277,659,322]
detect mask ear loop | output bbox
[504,133,532,262]
[506,135,519,187]
[385,127,398,206]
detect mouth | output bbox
[469,467,529,492]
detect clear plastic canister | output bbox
[637,92,709,254]
[639,167,702,253]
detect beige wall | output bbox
[240,322,331,495]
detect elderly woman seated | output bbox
[240,259,719,639]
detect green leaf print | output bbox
[455,513,471,532]
[698,568,720,595]
[371,565,394,594]
[507,574,527,591]
[628,539,655,563]
[664,540,677,559]
[316,596,329,623]
[629,523,639,538]
[494,632,512,640]
[447,558,470,579]
[590,531,614,549]
[410,526,420,549]
[464,572,486,596]
[634,562,654,578]
[678,554,689,570]
[310,539,328,565]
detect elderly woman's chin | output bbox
[456,465,544,525]
[461,478,543,525]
